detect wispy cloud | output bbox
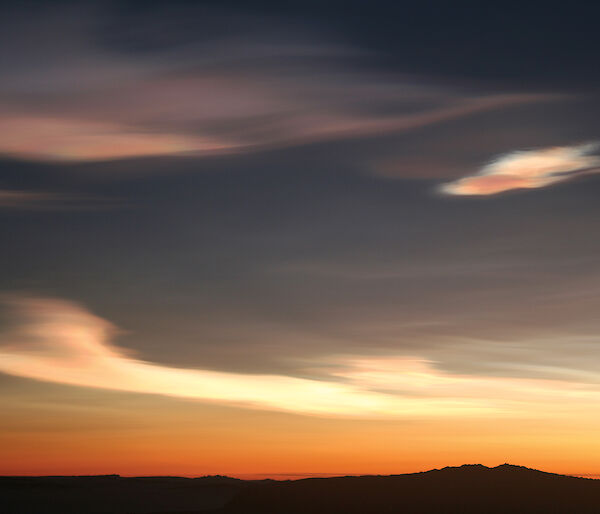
[440,143,600,195]
[1,295,599,418]
[0,187,116,210]
[0,189,62,208]
[0,5,561,162]
[0,117,233,162]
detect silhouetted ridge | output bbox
[434,463,546,473]
[1,474,248,513]
[447,463,489,469]
[222,464,599,514]
[193,475,244,485]
[436,463,490,473]
[493,463,549,473]
[2,466,599,513]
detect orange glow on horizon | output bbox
[3,295,600,479]
[3,398,600,479]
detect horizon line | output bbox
[2,463,600,481]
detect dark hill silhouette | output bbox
[0,474,247,513]
[221,464,600,514]
[2,464,599,513]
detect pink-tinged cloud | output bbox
[0,94,558,162]
[0,117,235,162]
[441,143,600,195]
[1,295,600,418]
[0,5,565,162]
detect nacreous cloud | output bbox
[440,143,600,195]
[2,295,600,419]
[0,5,560,162]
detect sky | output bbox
[1,0,600,478]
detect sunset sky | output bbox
[1,1,600,479]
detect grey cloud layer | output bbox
[3,154,596,384]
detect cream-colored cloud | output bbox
[440,143,600,195]
[2,295,600,419]
[0,296,485,418]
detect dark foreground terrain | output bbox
[2,464,599,513]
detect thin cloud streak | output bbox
[440,143,600,195]
[0,189,64,208]
[0,117,235,162]
[1,295,599,418]
[0,188,117,210]
[249,94,560,151]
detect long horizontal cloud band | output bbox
[0,96,557,163]
[1,296,599,418]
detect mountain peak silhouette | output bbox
[431,462,562,478]
[222,464,596,513]
[493,463,537,472]
[438,463,490,471]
